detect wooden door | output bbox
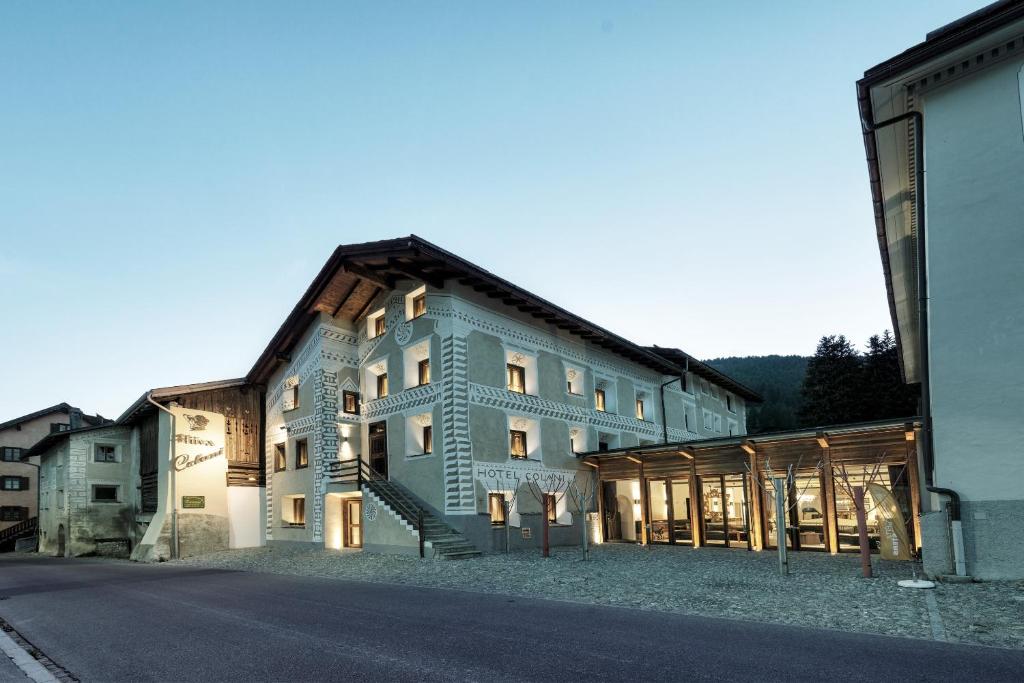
[344,499,363,548]
[369,421,388,477]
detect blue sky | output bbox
[1,1,979,420]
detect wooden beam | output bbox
[581,459,599,469]
[387,258,446,288]
[625,454,643,465]
[353,286,382,322]
[688,459,702,548]
[676,449,694,460]
[748,452,763,551]
[331,279,362,318]
[740,441,755,456]
[822,445,839,555]
[341,262,392,288]
[815,431,830,449]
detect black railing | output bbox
[0,516,37,547]
[325,458,429,558]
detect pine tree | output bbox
[861,330,918,420]
[797,335,863,427]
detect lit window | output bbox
[489,493,506,526]
[94,445,117,463]
[635,399,645,421]
[423,426,433,454]
[510,430,528,459]
[545,495,557,524]
[595,389,606,412]
[342,391,359,415]
[374,315,387,338]
[296,439,308,469]
[412,293,426,318]
[507,364,526,394]
[274,443,286,471]
[91,485,118,503]
[418,359,431,386]
[377,373,389,398]
[284,496,306,527]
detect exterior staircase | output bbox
[325,459,480,559]
[365,477,481,559]
[0,517,37,552]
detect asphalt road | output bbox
[0,555,1022,682]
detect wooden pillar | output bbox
[748,453,763,550]
[822,447,839,555]
[905,435,923,551]
[595,470,607,543]
[688,459,702,548]
[665,477,676,545]
[637,458,648,546]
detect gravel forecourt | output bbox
[171,543,1024,650]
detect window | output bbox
[701,380,710,395]
[377,373,389,398]
[283,496,306,527]
[283,385,299,411]
[684,412,690,431]
[91,485,118,503]
[598,441,609,452]
[595,389,606,412]
[510,430,528,459]
[342,391,360,415]
[635,399,645,421]
[703,410,713,431]
[50,423,71,434]
[418,359,431,386]
[94,445,117,463]
[489,493,506,526]
[1,477,27,491]
[726,394,735,412]
[714,415,722,433]
[412,293,426,318]
[545,495,557,524]
[0,507,27,522]
[296,439,308,469]
[274,443,287,472]
[507,364,526,394]
[566,367,582,395]
[367,309,386,338]
[374,316,387,338]
[1,447,22,462]
[422,426,433,454]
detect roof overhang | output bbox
[857,0,1024,383]
[246,235,686,384]
[646,346,763,403]
[118,378,250,425]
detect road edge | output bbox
[0,618,66,683]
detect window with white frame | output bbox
[282,376,300,411]
[405,285,427,320]
[727,419,738,436]
[714,414,722,433]
[365,360,389,400]
[565,366,584,396]
[403,339,431,390]
[406,413,433,456]
[703,409,714,431]
[701,379,710,395]
[505,349,537,395]
[635,391,650,421]
[594,377,616,414]
[726,393,735,413]
[1,447,22,462]
[282,495,306,527]
[508,416,539,460]
[569,426,587,454]
[367,308,386,339]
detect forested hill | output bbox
[704,355,809,434]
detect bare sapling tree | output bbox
[745,453,823,576]
[566,469,598,561]
[832,450,904,579]
[526,475,571,558]
[479,472,522,553]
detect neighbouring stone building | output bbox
[858,0,1024,579]
[29,381,264,559]
[247,236,761,557]
[0,403,106,548]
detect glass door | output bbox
[670,478,692,545]
[723,474,749,548]
[701,477,726,546]
[647,480,670,543]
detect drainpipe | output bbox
[146,394,178,560]
[927,486,966,577]
[865,110,964,576]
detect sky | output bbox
[0,1,981,420]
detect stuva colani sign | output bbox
[171,406,228,518]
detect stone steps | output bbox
[365,478,481,560]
